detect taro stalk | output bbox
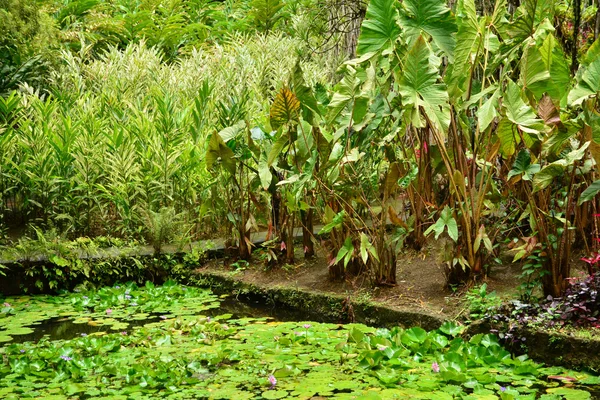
[205,121,257,260]
[315,62,405,283]
[265,71,326,263]
[265,63,325,261]
[508,31,598,296]
[344,0,577,284]
[264,86,302,263]
[341,0,506,283]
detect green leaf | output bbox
[447,0,482,97]
[360,233,370,264]
[349,327,365,343]
[402,327,427,344]
[424,206,458,242]
[503,80,544,135]
[532,163,565,192]
[569,45,600,106]
[445,215,459,242]
[537,33,570,102]
[66,383,86,395]
[258,158,272,190]
[359,233,379,264]
[251,0,285,31]
[477,89,500,132]
[291,62,321,120]
[399,36,450,133]
[218,121,245,143]
[579,179,600,205]
[267,134,288,166]
[509,0,554,41]
[519,40,550,99]
[327,71,361,125]
[206,130,236,174]
[508,149,540,181]
[398,0,457,60]
[335,237,355,268]
[262,390,289,399]
[496,117,518,157]
[319,211,346,234]
[439,321,465,337]
[356,0,400,55]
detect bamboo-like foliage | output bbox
[0,34,328,242]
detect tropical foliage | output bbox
[5,0,600,397]
[3,0,600,296]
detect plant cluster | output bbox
[487,273,600,346]
[0,0,345,95]
[0,231,213,292]
[4,0,600,298]
[462,283,503,322]
[0,34,327,242]
[0,0,58,94]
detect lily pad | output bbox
[261,389,289,399]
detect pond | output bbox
[0,281,598,399]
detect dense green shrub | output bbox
[0,0,57,94]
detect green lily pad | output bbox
[5,327,34,335]
[546,387,591,400]
[261,389,289,399]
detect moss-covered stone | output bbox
[188,270,444,330]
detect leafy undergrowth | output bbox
[0,284,598,399]
[487,273,600,344]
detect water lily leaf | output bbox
[438,321,465,337]
[402,327,427,344]
[261,389,289,399]
[546,387,591,400]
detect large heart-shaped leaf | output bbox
[356,0,400,55]
[270,87,300,130]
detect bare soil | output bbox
[197,241,531,320]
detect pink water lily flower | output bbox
[268,375,277,387]
[106,309,112,315]
[432,362,440,373]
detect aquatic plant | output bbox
[0,283,598,399]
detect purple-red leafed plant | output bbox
[488,273,600,346]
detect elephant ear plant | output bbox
[265,62,325,263]
[205,119,259,260]
[314,0,600,294]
